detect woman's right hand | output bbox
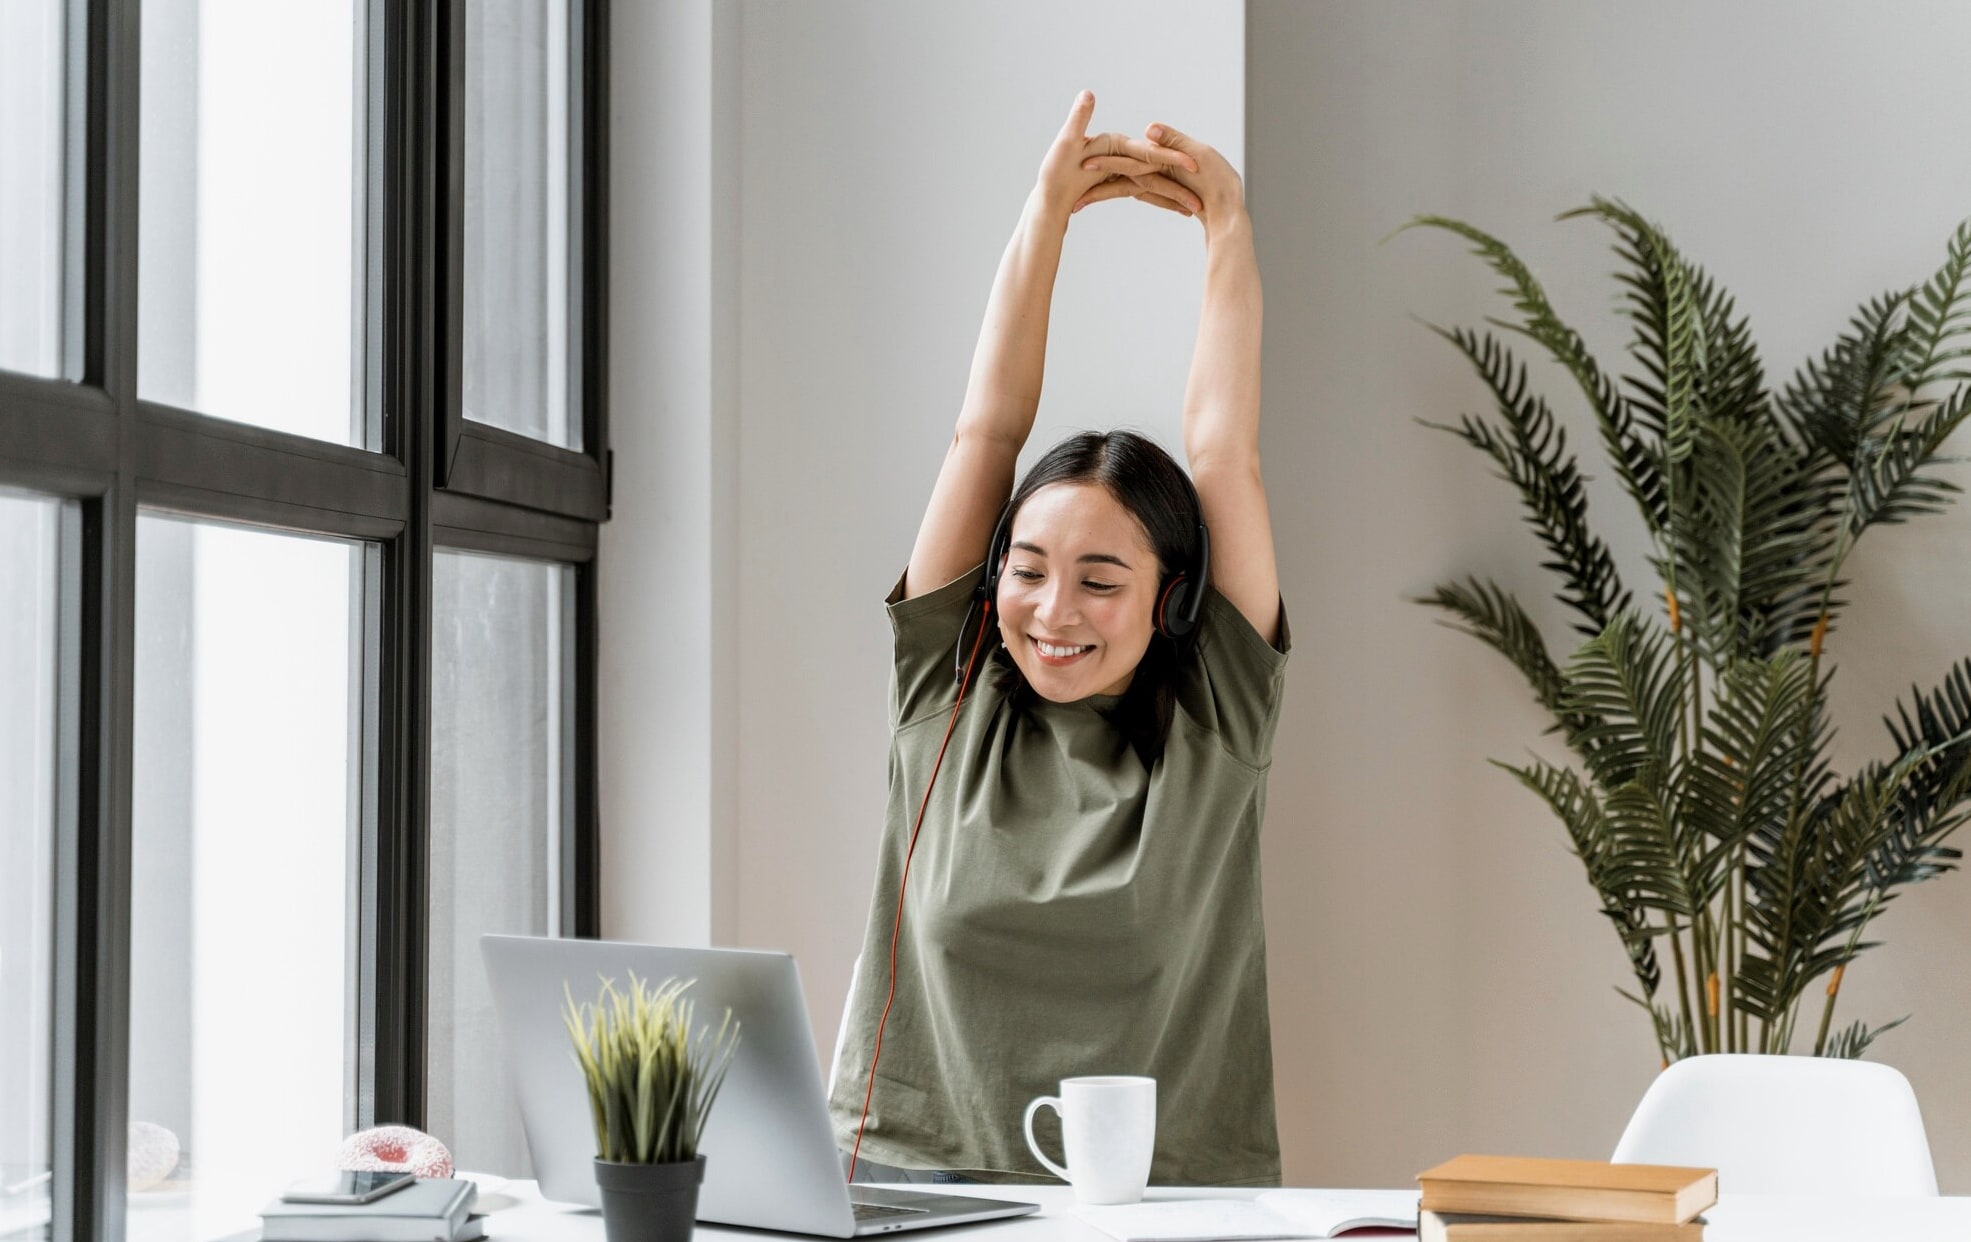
[1035,91,1200,223]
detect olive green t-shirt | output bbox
[828,562,1291,1186]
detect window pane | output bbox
[463,0,578,451]
[0,0,64,377]
[428,550,574,1176]
[138,0,365,446]
[0,492,61,1242]
[130,516,363,1242]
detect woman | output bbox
[829,91,1285,1188]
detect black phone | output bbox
[280,1171,417,1205]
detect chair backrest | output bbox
[1612,1054,1938,1196]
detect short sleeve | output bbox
[1179,588,1291,768]
[886,561,989,729]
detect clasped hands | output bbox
[1038,90,1244,230]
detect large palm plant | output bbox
[1407,200,1971,1062]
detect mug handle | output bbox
[1022,1096,1071,1182]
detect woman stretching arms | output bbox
[830,90,1284,1187]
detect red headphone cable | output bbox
[845,599,992,1185]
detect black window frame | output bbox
[0,2,608,1240]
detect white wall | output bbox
[604,0,1971,1192]
[599,0,739,947]
[1249,0,1971,1191]
[726,0,1244,1093]
[604,0,1243,965]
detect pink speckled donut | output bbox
[338,1126,454,1179]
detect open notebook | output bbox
[1075,1190,1422,1241]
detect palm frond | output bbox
[1600,775,1704,920]
[1738,754,1927,1026]
[1864,660,1971,892]
[1886,658,1971,811]
[1844,386,1971,533]
[1415,576,1597,748]
[1895,218,1971,401]
[1821,1015,1910,1061]
[1676,417,1840,663]
[1685,260,1769,431]
[1618,987,1694,1062]
[1560,612,1685,794]
[1501,760,1665,998]
[1774,291,1912,469]
[1420,324,1633,634]
[1400,214,1670,533]
[1560,198,1701,479]
[1687,653,1826,901]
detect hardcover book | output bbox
[1416,1155,1717,1225]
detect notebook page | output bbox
[1256,1190,1421,1235]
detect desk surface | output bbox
[488,1179,1971,1242]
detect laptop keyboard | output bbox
[851,1203,932,1221]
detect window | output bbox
[439,0,606,515]
[0,2,607,1239]
[0,0,66,378]
[462,0,576,451]
[0,491,64,1242]
[427,550,576,1176]
[128,517,364,1242]
[136,0,366,446]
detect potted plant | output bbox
[1403,199,1971,1063]
[564,974,741,1242]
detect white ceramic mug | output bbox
[1022,1076,1156,1205]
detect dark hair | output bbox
[991,429,1207,768]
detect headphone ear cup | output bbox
[1157,576,1195,638]
[981,504,1015,605]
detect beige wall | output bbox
[1248,0,1971,1191]
[604,0,1971,1193]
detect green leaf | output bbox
[1675,418,1839,663]
[1414,576,1598,749]
[1560,612,1685,795]
[1502,760,1663,998]
[561,972,742,1164]
[1421,325,1632,635]
[1895,219,1971,401]
[1821,1015,1910,1060]
[1739,754,1928,1026]
[1774,291,1911,469]
[1844,386,1971,533]
[1689,654,1828,899]
[1399,213,1669,533]
[1561,198,1699,468]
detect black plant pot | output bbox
[593,1155,707,1242]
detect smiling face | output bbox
[995,481,1162,701]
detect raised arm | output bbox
[904,92,1199,600]
[1080,122,1280,645]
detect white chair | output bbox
[1612,1053,1938,1195]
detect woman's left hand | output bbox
[1072,121,1245,232]
[1069,133,1205,219]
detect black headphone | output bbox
[955,490,1212,683]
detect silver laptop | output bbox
[480,935,1040,1237]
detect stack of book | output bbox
[1415,1155,1717,1241]
[259,1179,482,1242]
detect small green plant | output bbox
[564,974,741,1164]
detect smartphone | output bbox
[280,1171,417,1205]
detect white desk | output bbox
[489,1180,1971,1242]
